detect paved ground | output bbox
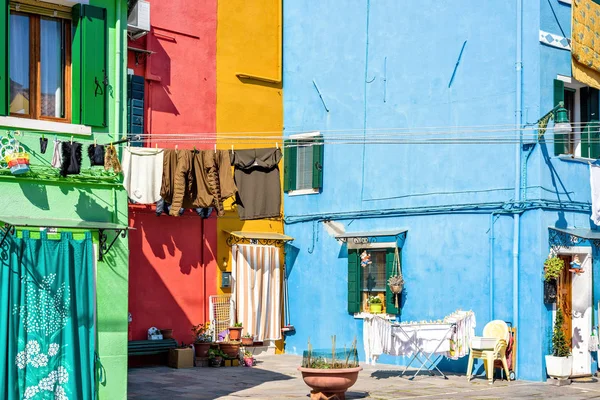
[128,354,600,399]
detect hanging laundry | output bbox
[39,137,48,154]
[104,144,122,173]
[60,142,82,177]
[591,163,600,225]
[160,149,237,217]
[87,144,105,166]
[231,148,282,220]
[51,140,62,168]
[121,147,164,204]
[155,198,184,216]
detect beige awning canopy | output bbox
[225,231,293,247]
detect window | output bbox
[0,3,109,127]
[284,133,324,194]
[9,11,71,121]
[348,247,400,315]
[553,78,600,158]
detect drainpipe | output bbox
[114,0,123,138]
[489,212,499,320]
[513,0,523,379]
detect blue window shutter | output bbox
[127,74,144,146]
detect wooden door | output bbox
[557,255,573,348]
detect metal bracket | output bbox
[98,228,128,261]
[225,235,287,248]
[548,228,600,252]
[0,223,15,248]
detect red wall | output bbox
[126,0,218,345]
[128,207,218,343]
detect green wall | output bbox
[0,1,129,399]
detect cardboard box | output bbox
[169,348,194,369]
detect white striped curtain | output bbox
[230,244,281,341]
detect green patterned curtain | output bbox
[0,230,95,399]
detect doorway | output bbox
[555,249,592,377]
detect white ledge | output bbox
[557,154,596,164]
[288,188,319,196]
[0,116,92,135]
[353,312,397,320]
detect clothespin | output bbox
[155,143,158,149]
[193,146,197,152]
[42,133,45,140]
[70,136,73,144]
[110,142,113,148]
[214,144,217,154]
[175,144,178,151]
[276,142,279,149]
[54,134,58,141]
[94,138,97,147]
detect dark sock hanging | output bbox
[39,137,48,154]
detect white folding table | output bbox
[392,322,455,380]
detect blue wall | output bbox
[283,0,595,381]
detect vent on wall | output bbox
[127,0,150,40]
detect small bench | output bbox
[128,339,177,356]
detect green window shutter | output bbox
[283,139,297,192]
[553,79,565,156]
[385,248,400,314]
[311,136,324,190]
[347,249,360,314]
[580,88,599,158]
[554,79,564,107]
[0,0,8,116]
[72,4,107,127]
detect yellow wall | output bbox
[216,0,284,352]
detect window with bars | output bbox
[284,134,324,194]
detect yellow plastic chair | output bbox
[466,320,511,384]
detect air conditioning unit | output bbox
[127,0,150,40]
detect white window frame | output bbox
[287,131,322,196]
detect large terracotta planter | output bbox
[229,327,243,341]
[298,366,362,400]
[193,342,211,358]
[161,329,173,340]
[241,337,254,346]
[219,343,241,358]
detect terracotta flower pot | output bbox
[161,329,173,340]
[229,327,243,341]
[219,343,241,358]
[241,337,254,346]
[193,342,211,358]
[298,366,362,399]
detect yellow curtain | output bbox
[572,0,600,89]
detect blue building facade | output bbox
[282,0,600,381]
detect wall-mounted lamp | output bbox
[537,100,571,138]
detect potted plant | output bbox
[229,322,243,341]
[208,348,225,367]
[544,256,564,304]
[191,322,213,358]
[243,350,254,367]
[545,308,572,380]
[241,332,254,346]
[368,295,382,314]
[161,328,173,340]
[298,337,362,399]
[219,340,241,358]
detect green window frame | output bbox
[284,135,324,193]
[347,248,400,315]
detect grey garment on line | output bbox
[231,148,282,220]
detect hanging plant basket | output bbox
[544,279,557,304]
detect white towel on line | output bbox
[590,163,600,225]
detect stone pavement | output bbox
[128,354,600,399]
